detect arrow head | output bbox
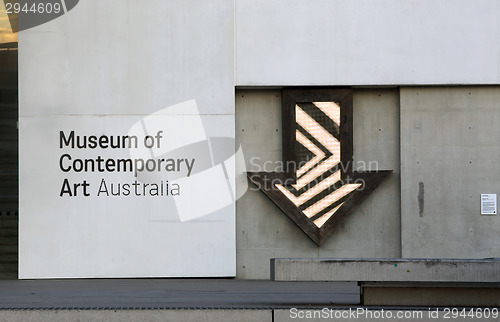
[247,170,392,246]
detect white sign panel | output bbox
[19,0,239,278]
[19,105,242,278]
[481,194,497,215]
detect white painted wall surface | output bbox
[20,0,234,116]
[19,0,236,278]
[236,0,500,86]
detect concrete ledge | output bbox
[271,258,500,282]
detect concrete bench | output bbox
[271,258,500,306]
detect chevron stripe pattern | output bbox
[275,102,360,228]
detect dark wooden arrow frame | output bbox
[282,88,353,181]
[247,88,392,246]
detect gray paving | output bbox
[0,279,359,310]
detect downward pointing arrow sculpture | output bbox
[247,89,391,246]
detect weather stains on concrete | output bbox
[418,182,424,217]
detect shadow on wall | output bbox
[0,42,18,279]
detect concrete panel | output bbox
[319,89,400,257]
[235,90,318,279]
[0,310,272,322]
[400,87,500,258]
[271,258,500,282]
[235,89,400,279]
[236,0,500,86]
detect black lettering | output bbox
[96,155,106,172]
[97,178,109,196]
[82,180,90,196]
[99,135,109,148]
[122,183,130,196]
[110,135,120,149]
[116,159,133,172]
[84,158,95,172]
[133,181,140,195]
[88,135,97,149]
[105,158,115,172]
[60,131,74,148]
[171,183,180,196]
[76,135,86,149]
[124,135,138,148]
[60,178,72,196]
[59,154,72,172]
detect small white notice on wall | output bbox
[481,194,497,215]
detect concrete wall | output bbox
[401,87,500,258]
[237,86,500,278]
[236,0,500,86]
[236,89,400,279]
